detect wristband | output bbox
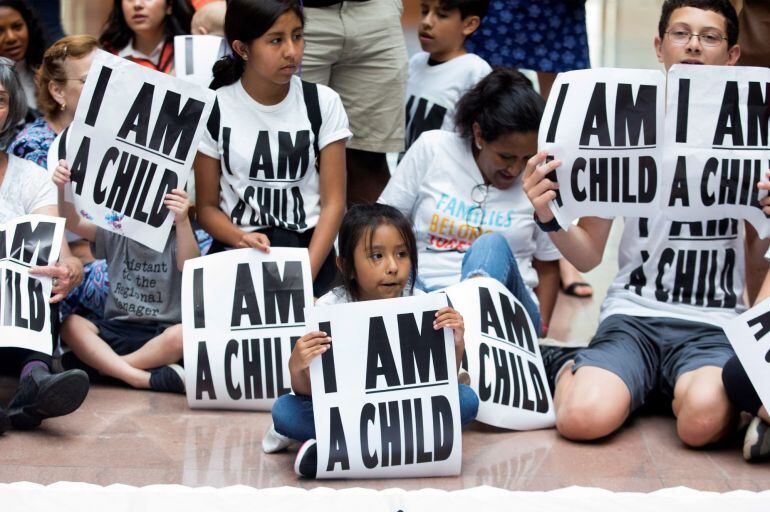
[534,212,562,232]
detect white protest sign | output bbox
[444,278,554,430]
[662,65,770,236]
[539,68,665,227]
[181,248,312,410]
[724,297,770,412]
[66,49,216,251]
[174,35,228,89]
[0,215,65,355]
[306,293,462,479]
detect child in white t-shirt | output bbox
[195,0,351,297]
[262,204,479,478]
[404,0,491,151]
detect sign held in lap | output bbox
[0,215,65,355]
[444,278,554,430]
[66,50,216,251]
[306,293,462,479]
[181,248,312,411]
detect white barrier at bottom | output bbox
[2,483,770,512]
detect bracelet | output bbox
[534,212,562,232]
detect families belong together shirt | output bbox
[404,52,491,151]
[380,130,560,295]
[199,76,351,234]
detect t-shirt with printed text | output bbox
[198,76,351,235]
[404,52,490,151]
[379,130,560,297]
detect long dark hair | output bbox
[99,0,194,52]
[0,0,46,69]
[337,204,419,302]
[455,67,544,145]
[210,0,304,90]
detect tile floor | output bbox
[1,220,769,491]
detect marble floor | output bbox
[2,220,770,491]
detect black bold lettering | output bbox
[263,261,305,324]
[713,81,744,146]
[149,92,206,159]
[327,407,350,471]
[117,82,155,146]
[580,83,611,146]
[230,263,262,327]
[224,339,242,399]
[365,316,400,389]
[398,310,448,385]
[196,341,216,400]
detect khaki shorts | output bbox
[301,0,407,153]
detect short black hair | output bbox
[438,0,489,20]
[337,204,418,302]
[455,67,544,145]
[658,0,738,47]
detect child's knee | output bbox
[164,324,184,352]
[458,384,479,426]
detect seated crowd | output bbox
[0,0,768,480]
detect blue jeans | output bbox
[272,385,480,442]
[459,232,542,336]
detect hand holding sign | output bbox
[759,171,770,215]
[288,330,331,396]
[163,188,191,224]
[29,261,81,303]
[522,151,562,224]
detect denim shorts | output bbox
[572,314,734,412]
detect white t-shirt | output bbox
[199,76,351,234]
[316,285,424,306]
[379,130,560,296]
[405,52,490,150]
[601,215,747,326]
[0,155,57,223]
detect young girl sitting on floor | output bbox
[262,203,479,478]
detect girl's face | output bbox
[122,0,169,36]
[237,11,303,86]
[54,50,95,119]
[0,7,28,63]
[473,126,538,190]
[352,223,412,301]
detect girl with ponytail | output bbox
[195,0,350,297]
[379,67,561,335]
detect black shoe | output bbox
[294,439,318,478]
[149,364,185,394]
[540,345,582,395]
[8,368,90,430]
[0,406,9,435]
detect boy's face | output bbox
[655,6,740,70]
[418,0,478,60]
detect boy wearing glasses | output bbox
[404,0,491,153]
[523,0,767,447]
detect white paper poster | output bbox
[306,293,462,479]
[174,35,228,89]
[539,68,665,227]
[181,248,313,411]
[66,50,215,251]
[444,278,554,430]
[662,65,770,236]
[724,297,770,412]
[0,215,65,355]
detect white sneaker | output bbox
[743,416,770,461]
[262,423,294,453]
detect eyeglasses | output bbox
[465,183,489,233]
[665,29,727,47]
[61,77,87,84]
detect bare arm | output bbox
[194,152,270,251]
[307,140,346,279]
[164,188,200,271]
[522,152,614,272]
[52,159,97,242]
[533,258,560,328]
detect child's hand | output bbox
[237,231,270,252]
[164,188,191,224]
[434,307,464,346]
[289,331,331,372]
[52,159,71,188]
[759,170,770,215]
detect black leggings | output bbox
[722,355,763,415]
[209,227,338,297]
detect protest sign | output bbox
[181,248,312,411]
[306,293,462,479]
[174,35,228,89]
[539,68,665,227]
[724,297,770,412]
[66,50,215,251]
[444,278,554,430]
[662,65,770,236]
[0,215,65,355]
